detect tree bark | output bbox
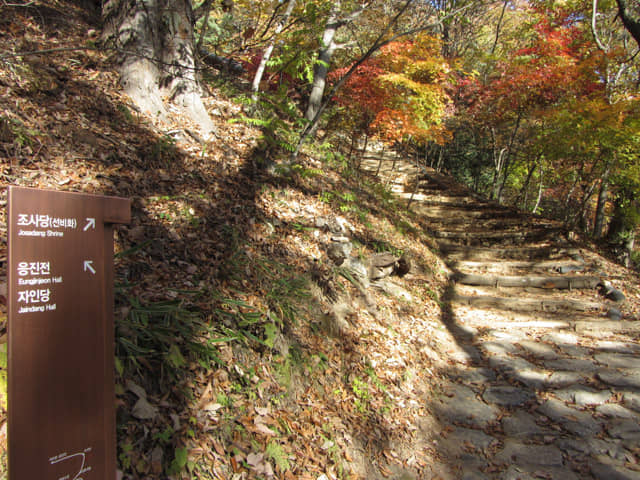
[251,0,296,98]
[102,0,215,135]
[305,3,343,122]
[593,161,610,238]
[616,0,640,48]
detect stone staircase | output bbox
[361,153,640,479]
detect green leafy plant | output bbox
[167,446,188,476]
[265,441,290,472]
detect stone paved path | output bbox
[362,155,640,479]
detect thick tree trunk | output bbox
[102,0,215,135]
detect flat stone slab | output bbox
[594,353,640,369]
[482,341,517,355]
[499,465,579,480]
[594,341,640,354]
[623,391,640,412]
[557,437,626,458]
[591,454,640,480]
[537,398,602,436]
[607,418,640,441]
[456,367,497,385]
[597,369,640,389]
[437,384,500,428]
[556,344,591,357]
[596,403,639,419]
[483,386,534,407]
[546,370,588,388]
[542,332,579,345]
[517,339,559,360]
[451,427,498,452]
[494,441,564,467]
[490,331,527,342]
[573,388,612,406]
[544,358,598,372]
[488,356,549,389]
[501,410,546,438]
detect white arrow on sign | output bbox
[84,261,96,274]
[83,218,96,231]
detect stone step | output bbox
[438,243,581,261]
[449,259,588,276]
[454,273,601,290]
[451,292,603,312]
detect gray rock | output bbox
[546,371,587,388]
[343,257,370,288]
[517,340,559,360]
[500,465,579,480]
[597,369,640,389]
[456,368,496,385]
[594,353,640,369]
[494,440,564,467]
[436,384,500,428]
[557,437,627,459]
[537,398,602,436]
[623,391,640,412]
[556,344,591,357]
[499,466,537,480]
[599,282,626,302]
[451,428,498,451]
[372,279,412,301]
[596,403,639,419]
[326,239,352,265]
[607,308,622,320]
[607,418,640,441]
[461,471,489,480]
[595,341,640,354]
[544,358,598,373]
[591,455,640,480]
[542,332,579,345]
[491,331,527,342]
[482,341,517,355]
[573,388,612,406]
[483,386,534,407]
[501,411,546,438]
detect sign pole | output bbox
[7,186,130,480]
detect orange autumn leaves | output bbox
[330,35,452,145]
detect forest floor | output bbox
[1,2,640,480]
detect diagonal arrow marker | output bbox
[83,218,96,231]
[84,260,96,274]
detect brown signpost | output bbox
[7,186,130,480]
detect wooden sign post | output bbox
[7,186,130,480]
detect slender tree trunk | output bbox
[252,0,296,98]
[532,166,544,214]
[293,0,415,157]
[305,3,343,121]
[517,156,539,209]
[593,161,611,238]
[375,144,386,177]
[102,0,215,134]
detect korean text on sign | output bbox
[17,262,51,277]
[17,289,51,304]
[16,214,77,229]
